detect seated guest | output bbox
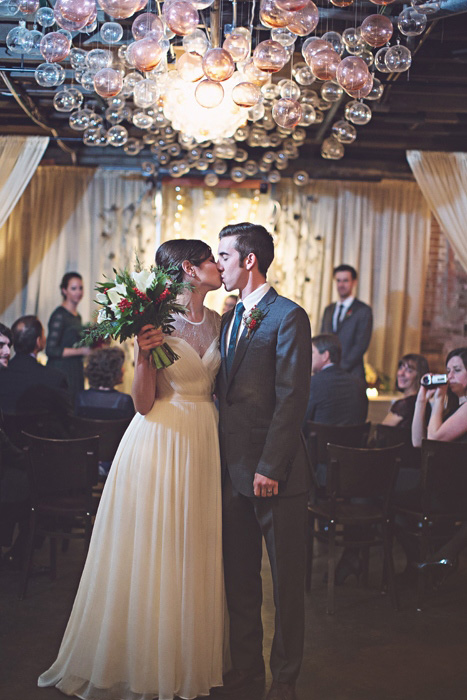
[0,316,71,432]
[222,294,238,315]
[381,353,429,429]
[0,323,12,369]
[0,427,29,570]
[404,348,467,577]
[75,347,135,420]
[304,334,369,585]
[303,333,368,433]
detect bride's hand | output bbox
[137,325,164,359]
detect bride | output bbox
[39,239,226,700]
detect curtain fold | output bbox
[275,179,431,381]
[0,136,49,229]
[406,150,467,273]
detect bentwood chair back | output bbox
[70,416,131,464]
[19,432,99,599]
[394,438,467,610]
[307,442,404,614]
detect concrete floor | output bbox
[1,538,467,700]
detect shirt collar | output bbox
[241,282,271,315]
[337,296,354,310]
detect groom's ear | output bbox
[244,252,257,271]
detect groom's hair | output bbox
[219,222,274,276]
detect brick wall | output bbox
[420,217,467,372]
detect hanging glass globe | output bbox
[332,119,357,143]
[204,173,219,187]
[124,137,143,155]
[411,0,440,15]
[279,79,300,100]
[133,78,159,107]
[270,27,296,47]
[83,126,108,147]
[86,48,112,71]
[25,29,42,54]
[35,62,65,87]
[36,6,55,27]
[6,21,31,53]
[344,100,372,125]
[366,77,384,100]
[107,125,129,147]
[183,28,209,55]
[293,170,309,186]
[69,108,92,131]
[101,21,124,43]
[133,110,154,129]
[321,80,343,102]
[385,45,412,72]
[322,31,344,56]
[321,136,344,159]
[53,88,77,112]
[298,102,316,126]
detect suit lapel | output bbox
[226,287,277,391]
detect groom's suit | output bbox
[217,287,311,684]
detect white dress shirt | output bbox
[332,296,354,333]
[225,282,271,352]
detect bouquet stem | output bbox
[151,342,179,370]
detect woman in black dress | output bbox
[381,353,429,429]
[46,272,91,402]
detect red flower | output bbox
[156,287,171,303]
[118,299,132,311]
[133,286,150,302]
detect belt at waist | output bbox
[156,394,213,404]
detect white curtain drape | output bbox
[0,167,154,327]
[275,179,431,382]
[406,150,467,273]
[0,136,49,229]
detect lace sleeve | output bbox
[46,308,65,359]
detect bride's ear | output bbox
[181,260,194,277]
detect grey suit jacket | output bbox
[320,298,372,379]
[217,287,312,498]
[303,364,368,428]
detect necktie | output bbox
[226,302,245,374]
[336,303,345,331]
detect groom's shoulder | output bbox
[273,291,307,315]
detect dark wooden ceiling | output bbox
[1,1,466,181]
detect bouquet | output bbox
[83,262,188,369]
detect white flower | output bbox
[109,303,121,319]
[97,308,108,324]
[96,292,108,304]
[145,271,156,290]
[114,282,127,296]
[132,270,151,293]
[107,288,124,306]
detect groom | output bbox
[216,223,312,700]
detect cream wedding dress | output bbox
[39,309,225,700]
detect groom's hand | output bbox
[253,473,279,498]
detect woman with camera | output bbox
[412,347,467,447]
[381,353,429,429]
[412,347,467,573]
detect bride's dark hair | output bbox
[156,239,212,283]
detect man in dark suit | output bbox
[0,315,71,424]
[216,223,311,700]
[0,322,12,369]
[320,264,372,381]
[303,333,368,487]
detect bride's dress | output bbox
[38,309,225,700]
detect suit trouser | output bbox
[222,472,308,684]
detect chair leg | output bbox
[327,520,336,615]
[50,537,57,580]
[417,523,430,612]
[361,546,370,587]
[19,510,36,600]
[382,520,399,611]
[305,511,315,592]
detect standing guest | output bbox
[216,222,311,700]
[0,315,71,424]
[75,347,135,420]
[46,272,91,402]
[0,322,12,369]
[303,333,368,486]
[320,264,372,381]
[222,294,238,315]
[381,353,430,429]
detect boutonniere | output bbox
[244,306,267,339]
[345,309,353,319]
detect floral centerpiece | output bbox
[83,262,188,369]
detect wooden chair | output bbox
[305,421,371,495]
[374,423,421,493]
[307,442,404,614]
[393,438,467,611]
[0,411,55,447]
[19,432,99,599]
[69,416,131,465]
